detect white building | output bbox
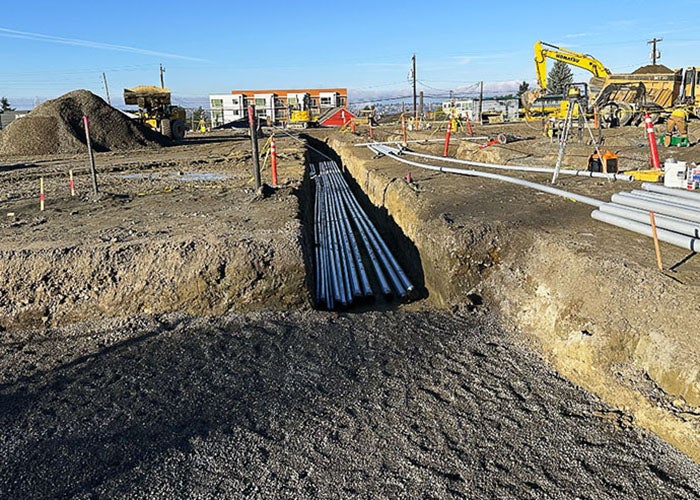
[209,94,246,127]
[442,97,519,122]
[209,88,348,127]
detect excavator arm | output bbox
[534,41,611,91]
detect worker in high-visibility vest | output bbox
[665,107,689,146]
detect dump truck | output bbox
[123,85,187,140]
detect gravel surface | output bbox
[1,310,698,498]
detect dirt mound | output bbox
[0,89,170,156]
[632,64,674,74]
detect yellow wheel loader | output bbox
[123,85,187,140]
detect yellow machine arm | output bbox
[534,41,611,91]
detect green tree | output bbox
[547,60,573,95]
[191,106,207,122]
[517,81,530,98]
[0,97,14,112]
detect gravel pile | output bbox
[0,89,170,156]
[632,64,673,74]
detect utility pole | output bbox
[419,91,424,118]
[648,38,663,65]
[160,64,165,88]
[478,81,484,125]
[102,72,111,105]
[412,54,417,121]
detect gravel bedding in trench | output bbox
[1,309,698,499]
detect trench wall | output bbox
[329,136,700,462]
[0,232,307,331]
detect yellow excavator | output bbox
[522,41,611,118]
[533,41,612,92]
[525,40,700,126]
[123,85,187,140]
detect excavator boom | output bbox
[534,41,612,91]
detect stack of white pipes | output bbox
[312,160,413,310]
[593,183,700,252]
[365,142,699,252]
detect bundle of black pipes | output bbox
[312,160,414,310]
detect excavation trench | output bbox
[2,129,700,495]
[3,131,695,465]
[301,136,427,309]
[321,130,700,462]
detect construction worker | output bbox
[449,108,461,132]
[367,106,378,127]
[665,106,689,146]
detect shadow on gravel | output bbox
[1,311,699,498]
[0,162,39,173]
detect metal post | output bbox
[159,64,165,89]
[248,105,262,190]
[83,115,99,195]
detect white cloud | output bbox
[0,27,209,62]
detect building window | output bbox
[320,97,332,106]
[211,99,223,108]
[255,98,266,107]
[232,98,239,105]
[212,109,223,125]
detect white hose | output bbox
[368,144,603,207]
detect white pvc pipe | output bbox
[355,138,490,146]
[610,193,700,223]
[629,190,700,210]
[592,210,699,251]
[368,144,603,207]
[599,203,700,238]
[642,182,700,201]
[400,147,634,182]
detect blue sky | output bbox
[3,0,700,108]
